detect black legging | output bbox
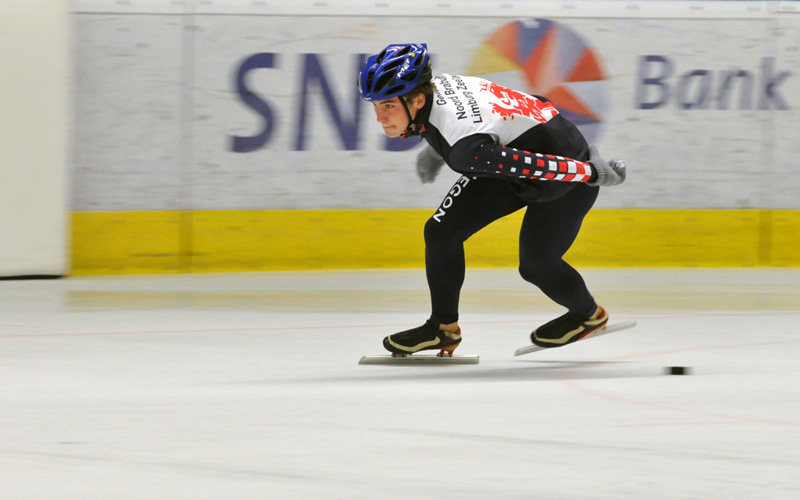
[423,175,599,325]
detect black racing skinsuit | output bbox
[407,74,601,324]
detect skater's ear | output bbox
[403,91,426,117]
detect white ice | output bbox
[1,268,799,499]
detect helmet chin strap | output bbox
[399,97,416,138]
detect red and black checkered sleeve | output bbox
[447,134,596,184]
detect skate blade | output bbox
[359,354,479,365]
[514,320,637,356]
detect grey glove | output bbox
[586,145,626,187]
[416,144,445,184]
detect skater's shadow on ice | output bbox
[259,359,655,386]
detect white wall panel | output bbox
[72,0,772,19]
[70,4,800,211]
[769,13,800,209]
[72,15,184,211]
[0,1,70,276]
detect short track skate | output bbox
[514,320,637,356]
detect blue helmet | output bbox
[358,43,432,101]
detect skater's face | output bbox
[372,94,425,138]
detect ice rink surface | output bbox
[2,268,799,499]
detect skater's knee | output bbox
[424,216,462,249]
[518,263,541,285]
[424,217,441,247]
[519,261,558,285]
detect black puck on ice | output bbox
[665,366,690,375]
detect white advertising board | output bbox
[71,3,800,211]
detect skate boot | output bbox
[531,306,608,348]
[383,320,462,357]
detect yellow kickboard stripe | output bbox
[70,208,800,275]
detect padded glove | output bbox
[586,145,626,187]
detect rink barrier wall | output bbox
[70,208,800,275]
